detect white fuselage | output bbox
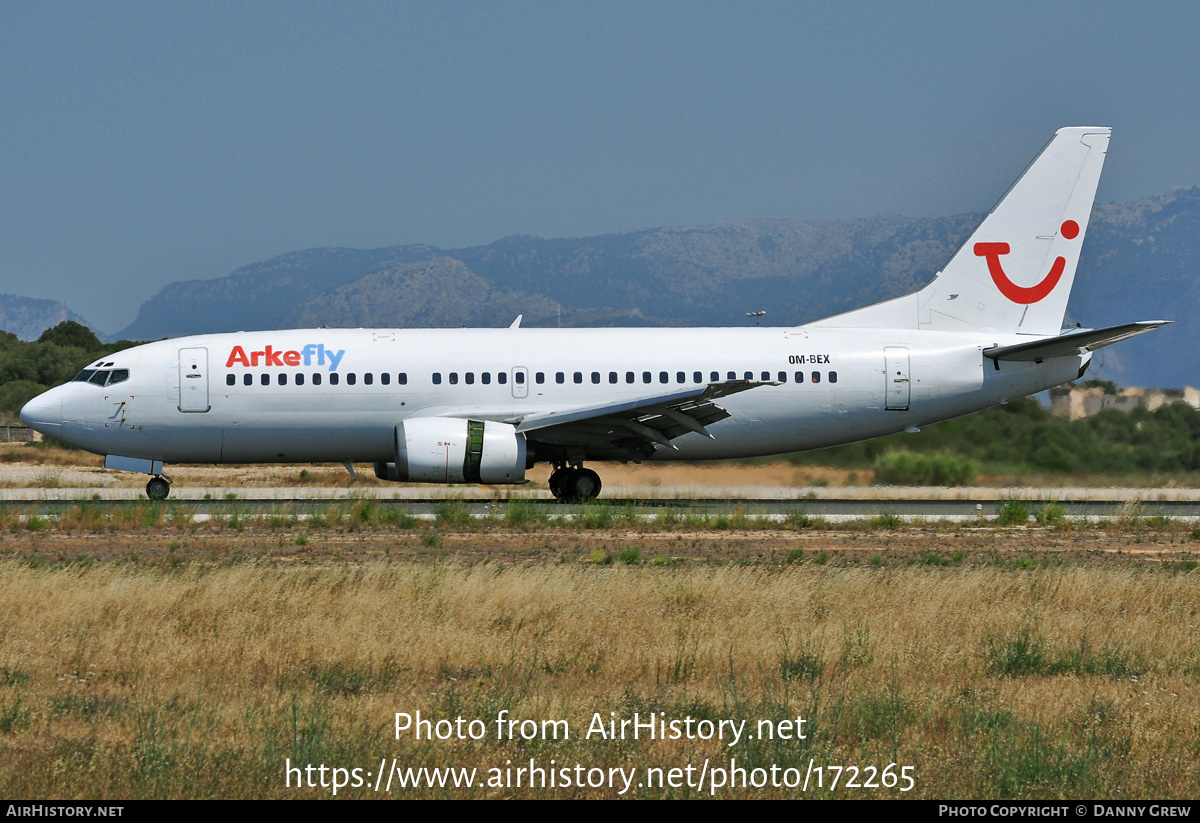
[24,326,1086,467]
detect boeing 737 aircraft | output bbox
[20,127,1168,501]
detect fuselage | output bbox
[20,325,1086,467]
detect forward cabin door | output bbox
[178,347,211,413]
[884,346,910,411]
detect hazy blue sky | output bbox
[3,1,1200,332]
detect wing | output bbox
[516,380,774,462]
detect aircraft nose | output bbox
[19,390,62,435]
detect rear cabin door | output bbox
[178,347,211,412]
[884,346,911,411]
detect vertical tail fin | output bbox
[921,126,1109,335]
[810,127,1111,335]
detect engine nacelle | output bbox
[373,417,527,484]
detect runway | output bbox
[2,487,1199,519]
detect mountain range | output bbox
[4,186,1198,387]
[0,294,94,342]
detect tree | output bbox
[37,320,100,350]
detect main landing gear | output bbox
[548,464,602,502]
[145,475,172,501]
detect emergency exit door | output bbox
[511,367,528,399]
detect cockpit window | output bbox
[73,367,129,386]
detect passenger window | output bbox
[465,372,474,385]
[482,372,491,385]
[795,371,803,384]
[278,374,287,386]
[744,371,753,381]
[829,371,838,383]
[261,374,270,386]
[778,371,787,383]
[811,371,820,384]
[710,371,719,382]
[381,373,390,386]
[761,371,770,381]
[498,373,507,385]
[643,372,652,383]
[535,372,544,384]
[244,374,253,386]
[693,371,702,383]
[626,371,635,384]
[347,373,357,386]
[676,371,685,383]
[516,372,525,384]
[591,372,600,384]
[330,373,340,386]
[313,373,322,386]
[660,371,668,383]
[226,374,235,386]
[727,371,736,380]
[574,372,583,384]
[556,372,565,384]
[296,373,305,386]
[608,372,617,384]
[365,373,373,385]
[448,373,458,385]
[398,373,407,385]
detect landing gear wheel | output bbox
[548,468,572,501]
[146,476,171,501]
[568,468,602,502]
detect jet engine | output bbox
[374,417,527,484]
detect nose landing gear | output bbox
[145,475,172,501]
[547,464,602,502]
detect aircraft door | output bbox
[884,347,910,410]
[511,367,528,399]
[178,347,211,413]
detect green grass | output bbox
[985,630,1147,678]
[868,511,903,530]
[617,547,641,565]
[435,500,474,528]
[1035,502,1067,526]
[576,503,615,529]
[996,499,1030,526]
[503,498,550,529]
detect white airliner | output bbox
[20,127,1167,501]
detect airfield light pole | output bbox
[746,310,766,326]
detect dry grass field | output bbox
[1,499,1198,799]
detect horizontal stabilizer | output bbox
[983,321,1171,362]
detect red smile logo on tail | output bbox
[974,220,1080,304]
